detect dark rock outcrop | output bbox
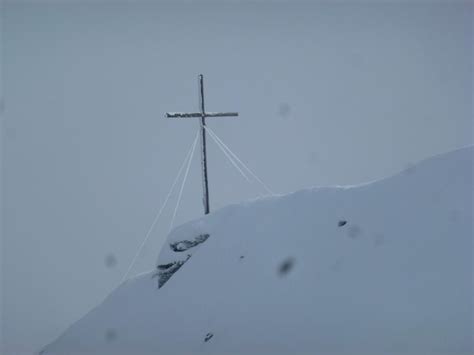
[154,234,210,288]
[169,234,210,252]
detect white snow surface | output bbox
[41,147,473,355]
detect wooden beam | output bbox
[165,112,238,118]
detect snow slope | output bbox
[41,147,473,355]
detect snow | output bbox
[41,147,473,355]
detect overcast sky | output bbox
[1,1,472,354]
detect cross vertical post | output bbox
[164,75,239,216]
[198,74,210,215]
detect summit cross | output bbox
[165,74,239,215]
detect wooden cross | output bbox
[165,74,239,215]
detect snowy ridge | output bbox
[41,146,473,355]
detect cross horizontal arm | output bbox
[165,112,201,118]
[165,112,239,118]
[205,112,239,118]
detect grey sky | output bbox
[1,1,472,354]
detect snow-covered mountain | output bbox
[41,147,473,355]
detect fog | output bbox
[1,1,472,354]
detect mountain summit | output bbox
[41,147,473,355]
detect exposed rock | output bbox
[204,333,214,342]
[154,234,211,288]
[154,255,191,288]
[170,234,210,252]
